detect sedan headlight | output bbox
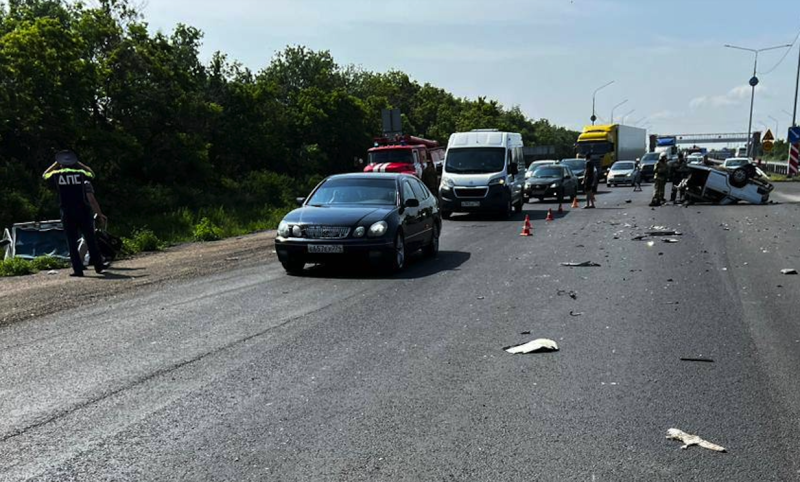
[353,226,366,238]
[525,171,533,179]
[550,182,560,189]
[278,221,290,238]
[367,221,388,238]
[441,176,455,188]
[291,225,303,238]
[524,182,531,189]
[489,177,505,186]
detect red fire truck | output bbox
[364,135,445,178]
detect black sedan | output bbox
[524,165,579,202]
[275,173,441,274]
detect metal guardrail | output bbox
[705,158,790,176]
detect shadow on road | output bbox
[299,250,471,280]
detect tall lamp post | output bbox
[793,42,800,127]
[724,43,792,156]
[592,81,615,125]
[620,109,636,125]
[610,99,629,124]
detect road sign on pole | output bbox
[763,129,774,142]
[788,128,800,177]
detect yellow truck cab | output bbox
[576,124,646,174]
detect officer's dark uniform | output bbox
[44,154,104,275]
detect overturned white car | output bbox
[680,164,773,205]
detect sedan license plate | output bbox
[461,201,480,207]
[308,244,344,254]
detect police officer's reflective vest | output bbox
[43,168,94,211]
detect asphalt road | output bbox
[2,182,800,481]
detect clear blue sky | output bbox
[144,0,800,142]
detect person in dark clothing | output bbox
[583,155,597,208]
[43,150,109,277]
[421,160,439,200]
[669,153,686,203]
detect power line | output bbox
[758,26,800,76]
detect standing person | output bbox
[421,159,439,200]
[633,158,643,192]
[650,154,669,206]
[42,150,109,277]
[669,153,685,204]
[583,155,596,209]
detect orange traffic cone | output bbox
[546,209,554,222]
[520,215,532,236]
[571,197,580,209]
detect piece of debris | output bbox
[646,230,683,236]
[557,290,578,299]
[781,269,798,275]
[47,270,58,275]
[569,311,584,317]
[226,257,240,261]
[632,235,649,241]
[625,199,632,204]
[662,238,680,244]
[520,331,531,335]
[561,261,601,267]
[504,339,559,354]
[681,357,714,363]
[666,428,726,452]
[477,296,485,300]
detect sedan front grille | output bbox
[454,187,489,198]
[303,226,351,240]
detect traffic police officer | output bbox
[43,150,109,277]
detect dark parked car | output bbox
[524,165,579,202]
[639,152,660,182]
[558,158,587,192]
[275,173,441,274]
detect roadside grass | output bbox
[0,256,69,277]
[768,174,800,182]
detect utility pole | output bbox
[794,42,800,127]
[592,81,614,125]
[725,43,792,157]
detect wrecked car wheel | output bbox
[730,167,751,188]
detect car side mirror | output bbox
[404,198,420,208]
[296,197,306,206]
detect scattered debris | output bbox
[625,199,632,204]
[225,257,240,261]
[561,261,601,268]
[47,270,58,275]
[557,290,578,299]
[631,235,649,241]
[569,311,584,317]
[504,338,559,354]
[662,238,680,244]
[680,357,714,363]
[520,331,531,335]
[646,230,683,237]
[781,269,798,275]
[477,296,485,300]
[666,428,726,453]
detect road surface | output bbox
[2,183,800,481]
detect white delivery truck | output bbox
[439,130,526,219]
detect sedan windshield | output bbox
[613,162,635,170]
[308,178,397,206]
[369,149,413,164]
[533,167,563,179]
[560,160,586,172]
[445,148,505,174]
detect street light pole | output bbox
[610,99,628,124]
[620,109,636,125]
[794,43,800,127]
[725,43,792,157]
[592,81,615,125]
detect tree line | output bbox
[0,0,580,240]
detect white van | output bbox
[439,130,525,219]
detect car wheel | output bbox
[730,167,750,188]
[281,258,305,275]
[391,232,406,272]
[424,223,440,258]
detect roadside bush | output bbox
[193,217,223,242]
[0,258,36,277]
[30,256,69,271]
[122,229,163,255]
